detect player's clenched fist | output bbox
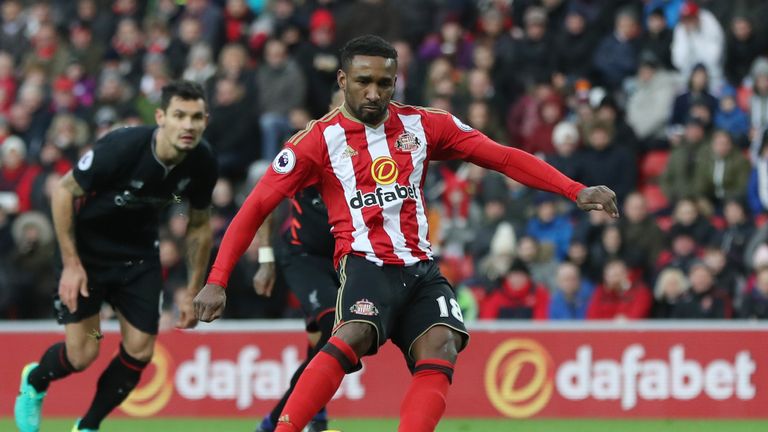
[576,185,620,218]
[194,283,227,322]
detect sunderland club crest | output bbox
[350,299,379,316]
[395,131,421,153]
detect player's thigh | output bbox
[109,260,164,337]
[281,253,338,324]
[392,274,469,367]
[116,310,157,362]
[334,254,404,355]
[64,314,102,369]
[54,264,108,327]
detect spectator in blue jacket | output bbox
[715,85,751,147]
[549,261,594,320]
[526,192,573,260]
[592,8,641,90]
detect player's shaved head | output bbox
[340,34,397,71]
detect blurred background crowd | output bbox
[2,0,768,327]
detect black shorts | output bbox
[54,259,163,335]
[280,252,338,331]
[335,254,469,364]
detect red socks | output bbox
[275,337,358,432]
[398,359,454,432]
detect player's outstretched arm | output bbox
[177,207,213,329]
[193,181,285,322]
[51,171,88,313]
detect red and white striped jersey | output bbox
[261,102,584,267]
[207,102,584,287]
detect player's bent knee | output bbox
[412,325,461,364]
[334,321,376,357]
[67,341,101,371]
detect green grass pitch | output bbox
[3,418,768,432]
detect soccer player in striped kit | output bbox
[194,35,619,432]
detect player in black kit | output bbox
[255,92,342,432]
[15,81,218,432]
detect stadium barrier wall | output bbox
[1,321,766,419]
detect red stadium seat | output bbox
[640,184,669,214]
[639,150,670,184]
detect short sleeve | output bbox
[72,129,132,192]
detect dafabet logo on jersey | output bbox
[484,339,555,419]
[370,156,398,185]
[120,342,174,417]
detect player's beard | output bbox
[353,102,386,125]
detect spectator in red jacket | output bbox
[479,258,550,320]
[587,259,652,320]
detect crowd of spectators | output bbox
[2,0,768,326]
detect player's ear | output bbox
[155,107,165,127]
[337,69,346,91]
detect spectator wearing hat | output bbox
[725,15,764,87]
[640,8,674,71]
[672,0,725,92]
[673,260,732,318]
[549,261,594,320]
[8,211,56,318]
[479,258,550,320]
[694,129,750,209]
[586,259,652,320]
[547,121,585,183]
[670,64,719,128]
[295,9,341,118]
[592,8,641,90]
[660,117,708,203]
[652,267,689,318]
[50,76,88,120]
[715,85,750,146]
[0,135,40,214]
[626,52,680,149]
